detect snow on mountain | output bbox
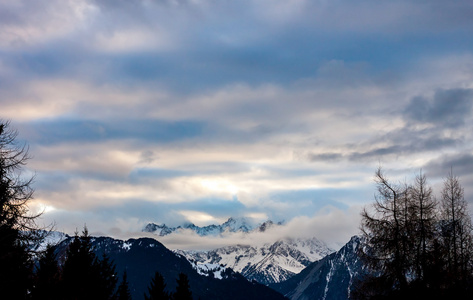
[272,235,366,300]
[176,237,335,285]
[143,223,175,236]
[142,217,257,237]
[32,230,69,252]
[53,235,288,300]
[144,217,337,285]
[192,263,227,279]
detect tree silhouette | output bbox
[357,168,473,299]
[96,253,118,299]
[173,273,192,300]
[440,171,473,291]
[0,121,41,299]
[32,244,61,300]
[0,225,32,299]
[61,227,118,300]
[61,228,96,299]
[117,271,132,300]
[144,271,170,300]
[360,168,410,291]
[408,171,437,285]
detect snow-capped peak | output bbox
[176,236,336,285]
[220,217,253,233]
[142,217,263,237]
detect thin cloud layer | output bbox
[2,0,473,247]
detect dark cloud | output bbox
[424,153,473,178]
[423,153,473,205]
[307,132,460,163]
[307,153,344,162]
[404,88,473,127]
[351,133,460,161]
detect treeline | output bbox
[34,228,125,300]
[10,225,194,300]
[34,228,193,300]
[355,168,473,299]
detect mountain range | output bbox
[142,217,282,237]
[52,235,288,300]
[42,218,367,299]
[144,217,338,285]
[177,237,335,285]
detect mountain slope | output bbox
[55,235,287,300]
[271,236,366,300]
[178,237,335,285]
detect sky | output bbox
[2,0,473,249]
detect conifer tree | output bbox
[144,271,170,300]
[173,273,192,300]
[61,226,118,300]
[61,228,96,299]
[96,253,118,300]
[32,244,61,300]
[0,225,32,299]
[117,271,132,300]
[0,121,40,299]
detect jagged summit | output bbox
[142,217,280,237]
[177,236,336,285]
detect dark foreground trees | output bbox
[356,167,473,299]
[117,271,132,300]
[0,121,41,299]
[174,273,192,300]
[144,272,193,300]
[0,120,122,299]
[55,227,118,300]
[145,271,170,300]
[32,244,61,300]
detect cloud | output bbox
[0,0,96,48]
[150,205,362,250]
[425,153,473,179]
[404,88,473,127]
[2,0,473,247]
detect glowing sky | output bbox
[2,0,473,246]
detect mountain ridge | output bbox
[52,234,288,300]
[271,235,366,300]
[177,236,335,285]
[143,217,284,237]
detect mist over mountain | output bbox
[34,224,378,300]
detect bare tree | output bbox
[409,170,436,283]
[440,170,473,286]
[360,167,411,290]
[358,167,473,298]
